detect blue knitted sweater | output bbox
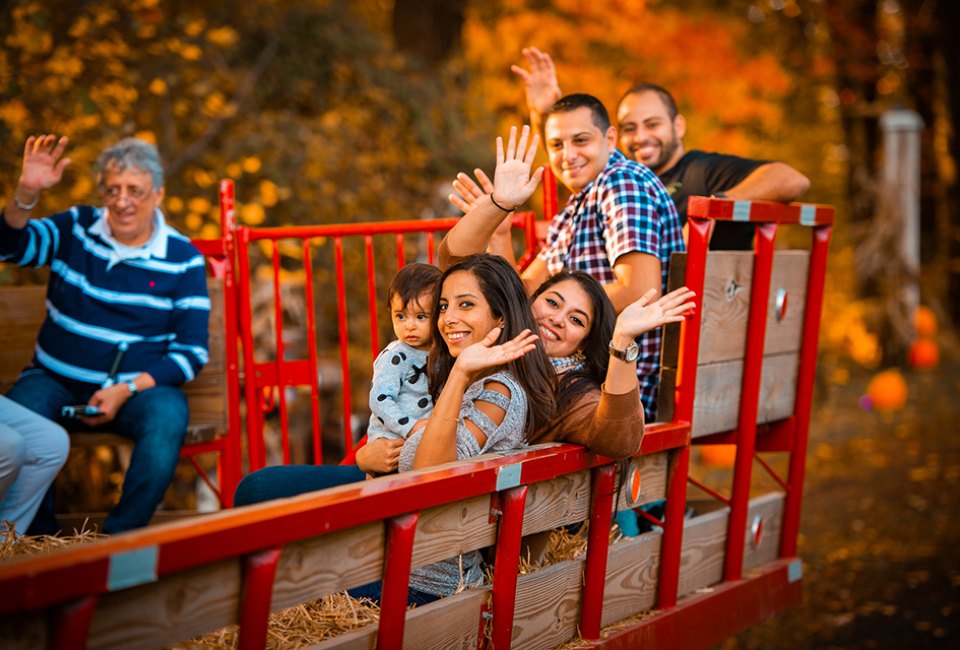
[0,206,209,390]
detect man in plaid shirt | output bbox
[442,95,684,420]
[513,93,684,420]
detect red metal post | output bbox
[658,446,690,610]
[334,237,354,455]
[674,216,710,422]
[237,546,283,650]
[724,222,777,581]
[395,233,406,267]
[658,215,710,608]
[377,512,420,650]
[271,242,291,465]
[425,231,436,264]
[542,166,558,221]
[780,225,832,557]
[365,235,379,362]
[580,464,617,639]
[491,485,529,650]
[236,226,267,471]
[302,240,323,466]
[217,178,242,505]
[51,595,97,650]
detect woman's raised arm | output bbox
[438,125,544,270]
[412,327,538,468]
[604,287,697,395]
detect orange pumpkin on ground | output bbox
[908,338,939,370]
[865,369,908,412]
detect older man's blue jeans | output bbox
[7,369,188,534]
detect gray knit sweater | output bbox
[398,370,528,597]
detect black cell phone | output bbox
[61,405,103,418]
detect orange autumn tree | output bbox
[0,0,483,240]
[462,0,793,163]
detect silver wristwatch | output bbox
[608,340,639,362]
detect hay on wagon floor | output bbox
[0,519,105,561]
[172,593,382,650]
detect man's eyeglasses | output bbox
[102,185,154,204]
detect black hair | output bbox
[387,263,442,312]
[619,82,680,120]
[529,271,617,429]
[543,93,611,132]
[427,254,556,435]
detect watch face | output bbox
[610,340,640,362]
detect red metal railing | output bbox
[233,202,543,472]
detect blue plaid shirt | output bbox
[539,149,685,420]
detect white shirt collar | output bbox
[89,207,170,269]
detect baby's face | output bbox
[390,291,434,351]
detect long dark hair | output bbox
[427,254,556,435]
[531,271,617,407]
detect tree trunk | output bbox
[391,0,466,65]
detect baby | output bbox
[367,263,442,444]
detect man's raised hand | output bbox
[510,47,562,117]
[19,134,72,197]
[492,125,544,210]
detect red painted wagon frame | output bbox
[0,183,834,650]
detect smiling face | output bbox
[437,270,500,358]
[531,278,594,358]
[616,90,686,174]
[100,166,164,246]
[544,107,618,193]
[390,291,434,351]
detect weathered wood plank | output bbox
[411,495,497,569]
[310,588,486,649]
[690,352,799,438]
[693,252,753,366]
[616,451,669,511]
[661,250,809,369]
[88,558,241,650]
[743,492,785,572]
[272,522,384,612]
[677,504,728,597]
[600,531,661,627]
[522,470,591,535]
[0,285,45,391]
[765,251,809,357]
[512,559,584,649]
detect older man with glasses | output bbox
[0,135,209,534]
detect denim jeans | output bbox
[0,395,70,534]
[7,368,188,534]
[233,464,367,506]
[233,464,441,606]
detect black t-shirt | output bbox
[659,150,767,250]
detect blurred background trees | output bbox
[1,0,957,368]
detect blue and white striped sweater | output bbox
[0,206,209,390]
